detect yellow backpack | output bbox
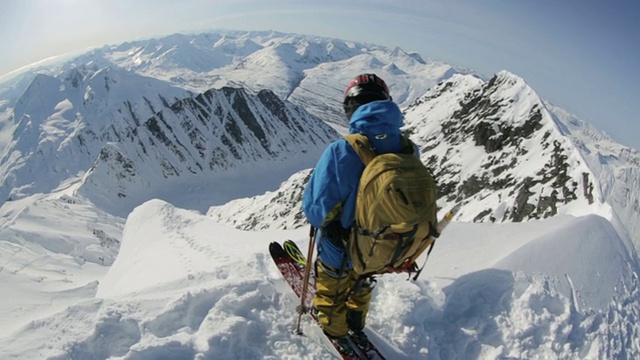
[345,134,438,276]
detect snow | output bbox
[0,193,122,339]
[1,196,638,359]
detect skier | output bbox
[302,73,407,354]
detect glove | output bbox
[322,220,350,248]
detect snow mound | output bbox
[494,214,631,309]
[97,199,287,298]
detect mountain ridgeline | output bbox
[77,85,336,215]
[0,30,638,251]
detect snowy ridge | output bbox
[545,101,640,250]
[101,30,375,96]
[97,30,460,126]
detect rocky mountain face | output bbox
[403,71,603,223]
[76,86,336,216]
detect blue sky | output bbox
[1,0,638,150]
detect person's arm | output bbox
[303,143,342,228]
[303,140,363,228]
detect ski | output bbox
[283,240,307,266]
[269,240,385,360]
[269,241,314,310]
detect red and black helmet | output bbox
[342,74,391,119]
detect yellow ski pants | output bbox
[313,261,373,337]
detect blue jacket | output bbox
[302,100,405,270]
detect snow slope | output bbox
[0,192,123,338]
[1,199,637,359]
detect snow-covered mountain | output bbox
[83,30,459,127]
[0,30,639,359]
[0,64,191,204]
[401,71,638,252]
[404,72,603,220]
[76,86,336,216]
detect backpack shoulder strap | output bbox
[400,136,416,155]
[344,134,376,166]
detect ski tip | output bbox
[269,241,284,253]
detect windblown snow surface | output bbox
[0,197,638,359]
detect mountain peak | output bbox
[493,69,525,84]
[403,72,608,226]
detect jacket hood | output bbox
[348,100,404,137]
[348,100,404,154]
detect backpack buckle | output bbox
[386,259,419,277]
